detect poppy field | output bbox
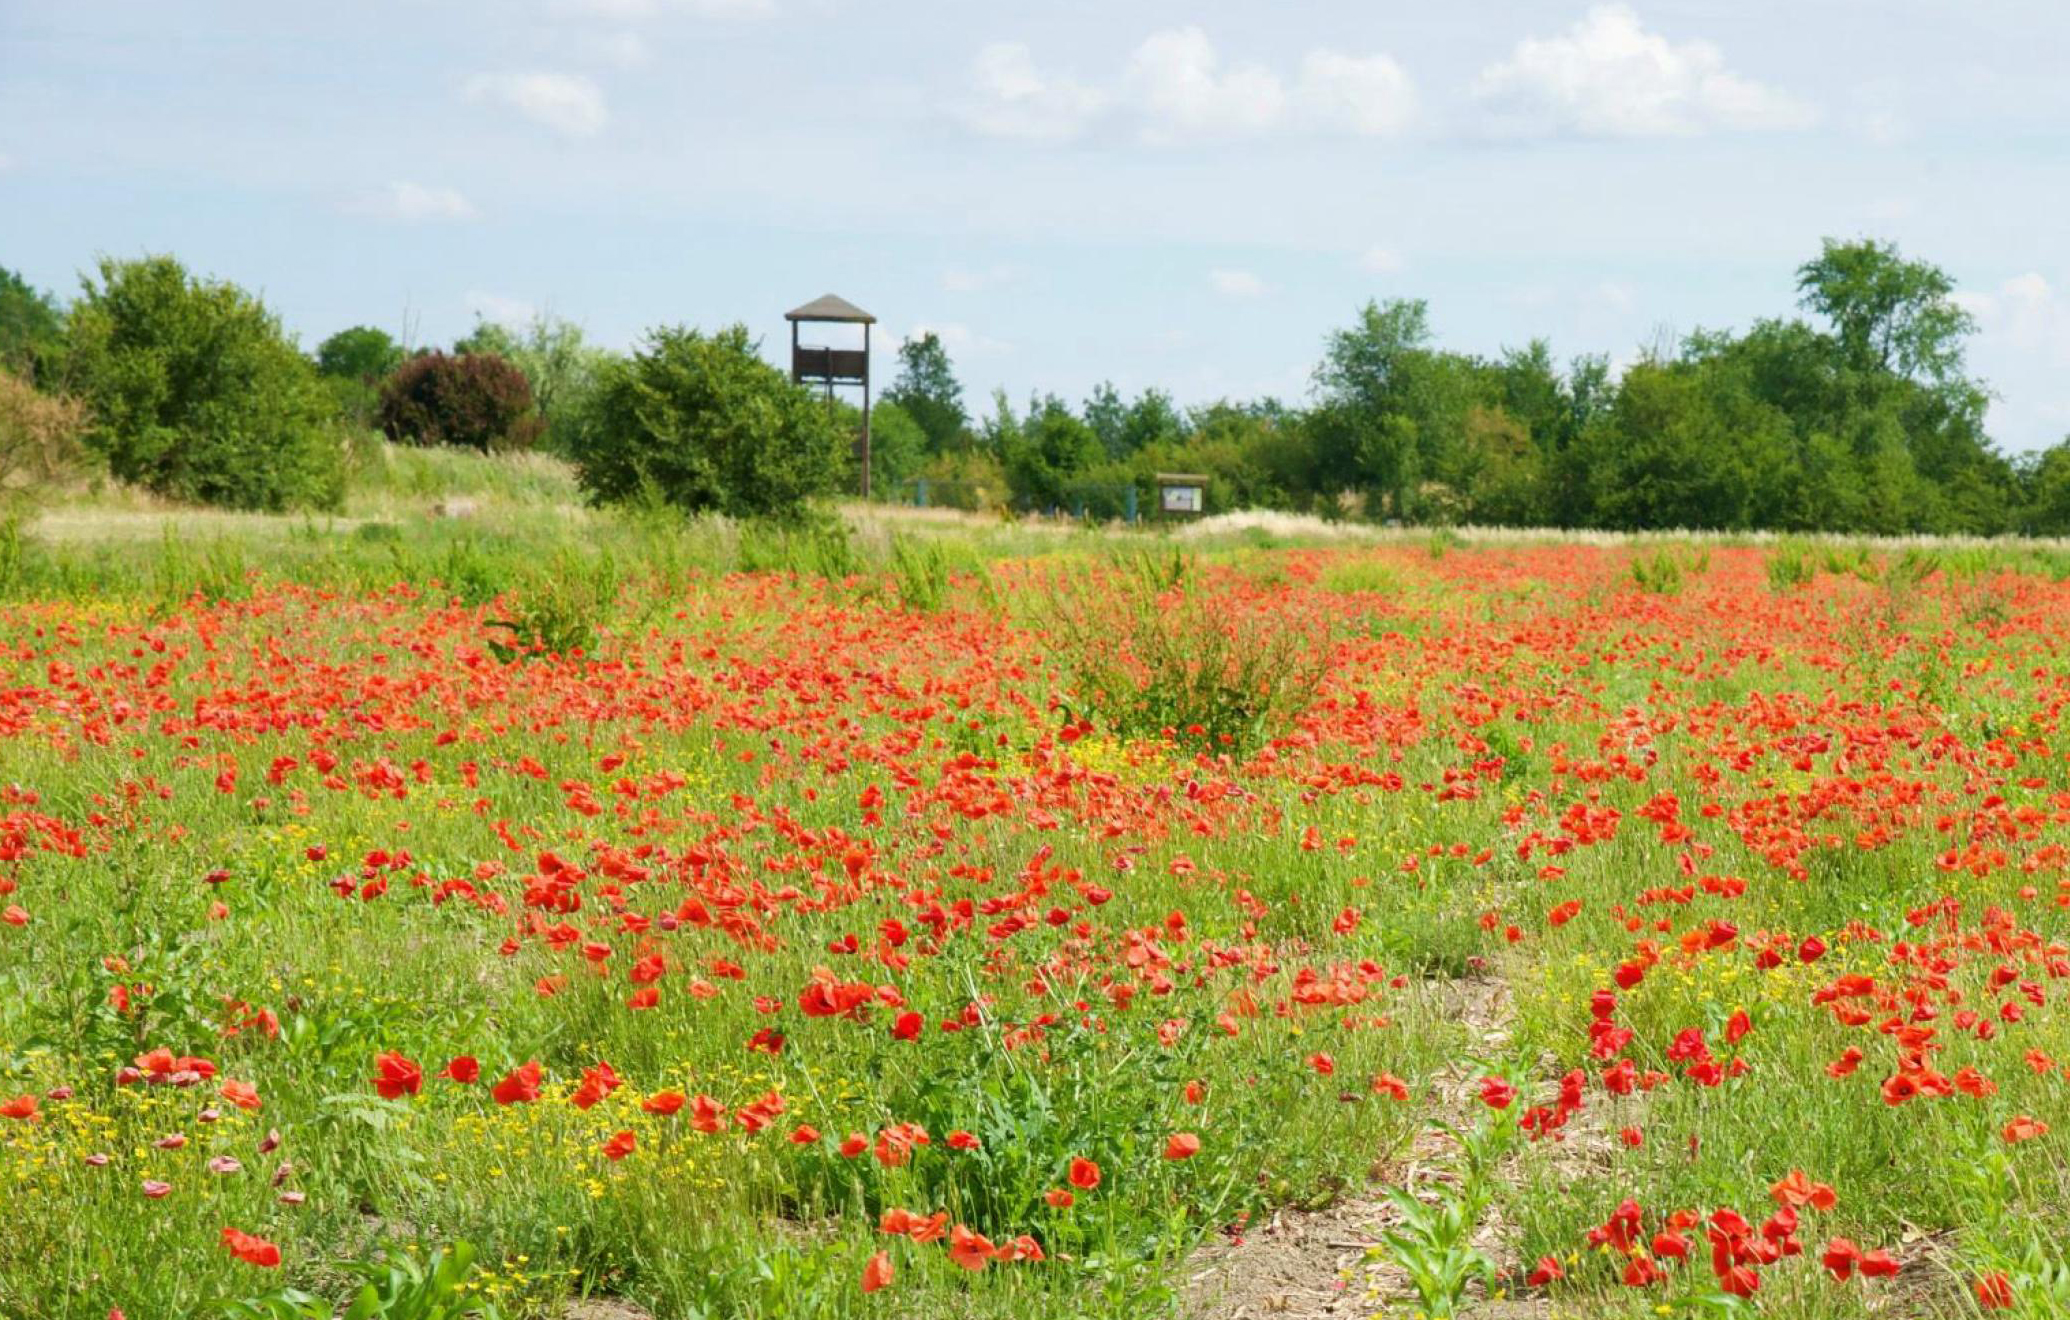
[2,525,2068,1319]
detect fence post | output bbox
[915,478,928,508]
[1126,485,1138,525]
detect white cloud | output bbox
[1126,27,1286,142]
[464,72,609,138]
[1209,268,1270,298]
[960,28,1416,145]
[906,322,1012,358]
[465,291,539,328]
[358,181,477,222]
[1293,50,1418,137]
[1960,273,2070,366]
[1472,5,1815,137]
[942,265,1018,294]
[1358,245,1404,275]
[556,0,771,16]
[960,42,1108,142]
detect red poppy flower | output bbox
[2003,1115,2049,1143]
[601,1130,636,1161]
[1068,1156,1101,1189]
[861,1251,893,1293]
[1976,1273,2015,1310]
[491,1061,543,1105]
[1165,1132,1201,1160]
[371,1052,422,1100]
[440,1057,480,1084]
[221,1227,282,1268]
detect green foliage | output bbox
[865,398,928,496]
[317,326,405,383]
[888,532,949,612]
[377,352,542,453]
[0,266,65,382]
[1796,236,1976,389]
[999,393,1106,511]
[1046,551,1328,748]
[218,1241,500,1320]
[66,255,345,511]
[485,551,619,659]
[1766,539,1817,591]
[1627,545,1704,594]
[572,324,845,522]
[882,331,967,453]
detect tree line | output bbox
[5,241,2070,533]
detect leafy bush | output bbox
[377,352,542,453]
[0,266,65,383]
[570,324,845,521]
[66,255,345,511]
[316,325,406,425]
[452,314,610,454]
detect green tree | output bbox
[864,399,927,496]
[1000,393,1105,510]
[0,267,65,383]
[315,325,405,426]
[66,255,343,511]
[2018,439,2070,535]
[883,332,967,453]
[1083,381,1128,458]
[316,325,404,383]
[1796,238,1977,389]
[571,324,844,520]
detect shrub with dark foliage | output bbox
[376,351,542,452]
[571,324,845,520]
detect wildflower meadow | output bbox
[1,518,2066,1319]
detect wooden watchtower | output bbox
[786,294,875,498]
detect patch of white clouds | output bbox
[960,27,1416,145]
[1959,273,2070,365]
[906,322,1012,359]
[554,0,771,17]
[1472,5,1815,137]
[961,43,1109,143]
[357,181,478,222]
[464,72,609,138]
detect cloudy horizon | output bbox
[4,0,2067,448]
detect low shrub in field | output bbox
[1766,538,1816,591]
[66,255,345,511]
[571,324,846,522]
[1045,548,1329,748]
[376,352,542,454]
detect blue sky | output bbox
[4,1,2067,449]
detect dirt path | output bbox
[1181,977,1550,1320]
